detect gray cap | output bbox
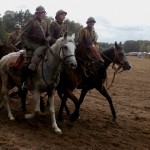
[35,6,46,13]
[86,17,96,23]
[55,9,67,19]
[14,24,21,29]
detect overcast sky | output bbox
[0,0,150,43]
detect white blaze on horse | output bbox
[0,33,77,134]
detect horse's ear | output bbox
[64,32,68,39]
[71,33,75,40]
[115,41,119,49]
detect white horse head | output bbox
[50,32,77,69]
[0,33,77,134]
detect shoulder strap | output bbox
[35,19,46,38]
[54,21,65,37]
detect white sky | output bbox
[0,0,150,43]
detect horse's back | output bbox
[0,50,25,71]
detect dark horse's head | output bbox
[102,42,131,70]
[0,43,11,59]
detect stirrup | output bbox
[21,82,27,90]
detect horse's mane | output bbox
[56,35,75,44]
[102,46,114,52]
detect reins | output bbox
[101,46,125,89]
[76,56,93,77]
[107,66,121,89]
[41,39,76,88]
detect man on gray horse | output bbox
[20,5,50,89]
[49,9,68,46]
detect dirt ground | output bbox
[0,56,150,150]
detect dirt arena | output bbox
[0,56,149,150]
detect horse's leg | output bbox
[1,74,14,120]
[57,94,68,121]
[96,86,117,122]
[40,96,45,112]
[48,90,62,134]
[57,89,70,116]
[25,89,41,119]
[70,88,88,122]
[20,88,28,112]
[0,77,5,111]
[62,89,80,122]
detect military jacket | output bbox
[20,17,50,49]
[77,26,97,45]
[77,26,102,62]
[49,21,67,45]
[7,32,21,52]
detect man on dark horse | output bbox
[20,5,50,90]
[76,17,104,70]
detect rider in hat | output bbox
[7,24,22,52]
[49,9,68,45]
[77,17,97,46]
[20,5,50,89]
[77,16,104,64]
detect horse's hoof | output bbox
[35,111,45,116]
[54,128,62,134]
[10,117,15,120]
[70,113,79,122]
[112,117,117,122]
[25,113,34,119]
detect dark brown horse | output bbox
[0,43,11,59]
[56,42,131,122]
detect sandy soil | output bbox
[0,56,150,150]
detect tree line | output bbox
[0,9,150,53]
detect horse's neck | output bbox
[46,48,62,70]
[51,43,58,51]
[64,66,83,86]
[101,49,113,69]
[37,46,62,86]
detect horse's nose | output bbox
[70,62,77,69]
[123,63,132,70]
[128,64,132,69]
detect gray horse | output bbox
[0,33,77,134]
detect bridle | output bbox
[42,38,76,87]
[48,39,75,63]
[101,46,127,89]
[61,40,76,64]
[101,46,127,70]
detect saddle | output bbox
[9,51,24,70]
